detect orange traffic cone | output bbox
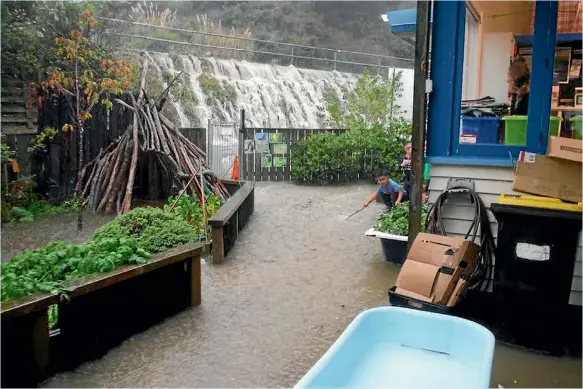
[231,154,240,181]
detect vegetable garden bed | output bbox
[208,180,255,264]
[1,243,203,388]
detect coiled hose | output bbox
[425,186,496,293]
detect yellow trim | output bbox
[497,194,582,212]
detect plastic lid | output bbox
[496,194,582,212]
[502,115,527,120]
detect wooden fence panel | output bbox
[181,128,206,154]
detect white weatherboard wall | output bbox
[428,164,582,306]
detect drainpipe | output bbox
[408,0,431,249]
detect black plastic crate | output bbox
[388,286,452,314]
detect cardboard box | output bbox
[513,152,582,203]
[547,136,583,163]
[395,233,480,305]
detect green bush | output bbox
[292,69,412,184]
[291,121,411,183]
[93,207,198,253]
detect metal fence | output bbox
[206,120,239,179]
[99,17,414,73]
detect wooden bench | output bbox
[1,243,203,388]
[208,180,255,264]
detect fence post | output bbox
[291,47,294,66]
[333,51,337,71]
[239,109,245,180]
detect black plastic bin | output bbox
[388,286,452,314]
[380,235,408,265]
[490,203,582,355]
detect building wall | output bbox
[428,164,582,306]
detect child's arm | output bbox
[364,191,378,207]
[394,188,404,206]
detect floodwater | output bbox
[1,182,581,388]
[1,212,115,261]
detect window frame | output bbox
[462,3,480,101]
[426,1,559,167]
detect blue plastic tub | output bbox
[461,116,501,144]
[294,307,495,389]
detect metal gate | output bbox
[206,120,240,179]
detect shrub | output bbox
[93,207,198,253]
[290,121,411,183]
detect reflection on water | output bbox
[2,183,580,388]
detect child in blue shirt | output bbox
[363,169,408,209]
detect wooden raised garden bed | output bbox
[208,179,255,264]
[1,243,203,388]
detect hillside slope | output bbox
[155,1,415,68]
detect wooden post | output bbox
[189,254,202,307]
[212,226,225,264]
[408,0,431,249]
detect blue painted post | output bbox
[526,1,558,155]
[426,0,465,158]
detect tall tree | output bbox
[40,6,134,229]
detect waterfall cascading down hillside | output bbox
[144,52,414,129]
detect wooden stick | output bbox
[121,56,148,215]
[168,173,197,212]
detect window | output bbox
[462,4,480,101]
[426,1,560,165]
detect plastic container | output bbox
[388,286,452,314]
[461,116,500,144]
[502,116,528,145]
[548,116,562,137]
[423,162,431,182]
[294,306,495,389]
[502,116,563,145]
[490,202,582,354]
[569,116,582,140]
[365,228,408,265]
[497,194,582,212]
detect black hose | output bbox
[425,186,496,293]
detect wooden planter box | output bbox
[208,180,255,264]
[1,243,203,388]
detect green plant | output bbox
[375,202,429,236]
[1,238,151,303]
[2,197,81,224]
[172,81,197,105]
[146,72,165,99]
[1,142,16,163]
[28,128,58,154]
[292,69,412,184]
[8,207,35,222]
[198,73,236,104]
[163,193,223,236]
[93,207,198,253]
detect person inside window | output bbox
[509,58,530,116]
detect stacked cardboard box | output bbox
[513,137,582,203]
[393,233,480,308]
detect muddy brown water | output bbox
[1,182,581,387]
